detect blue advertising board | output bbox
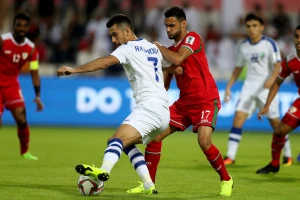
[2,75,298,131]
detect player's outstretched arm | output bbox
[264,62,281,88]
[258,77,284,120]
[57,55,119,76]
[225,67,243,102]
[154,42,192,66]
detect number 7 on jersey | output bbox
[147,57,159,82]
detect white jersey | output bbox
[236,36,281,94]
[111,38,170,104]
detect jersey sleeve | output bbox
[235,44,245,67]
[267,39,281,64]
[278,59,291,80]
[181,32,201,53]
[161,57,172,68]
[29,48,39,70]
[110,45,130,64]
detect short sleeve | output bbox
[267,38,282,64]
[181,32,201,53]
[30,48,39,62]
[235,44,245,67]
[110,45,130,64]
[278,59,291,80]
[161,46,172,68]
[161,57,172,68]
[29,48,39,70]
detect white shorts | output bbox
[122,99,170,144]
[236,88,279,119]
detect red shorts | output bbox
[169,99,221,133]
[281,98,300,129]
[0,82,25,116]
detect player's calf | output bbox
[124,145,155,190]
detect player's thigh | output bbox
[235,93,255,119]
[153,124,178,142]
[3,84,25,117]
[111,124,142,148]
[122,100,170,146]
[190,99,220,132]
[280,98,300,134]
[169,101,192,132]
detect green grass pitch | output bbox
[0,126,299,200]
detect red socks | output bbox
[18,125,30,155]
[204,144,231,181]
[145,141,162,183]
[270,134,286,167]
[145,142,231,182]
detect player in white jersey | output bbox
[57,14,182,194]
[223,13,293,166]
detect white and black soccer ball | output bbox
[77,175,104,196]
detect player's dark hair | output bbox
[14,12,31,24]
[294,25,300,35]
[164,7,186,21]
[244,13,264,25]
[106,14,134,31]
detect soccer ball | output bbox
[77,175,104,196]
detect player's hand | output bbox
[166,65,183,75]
[264,79,273,88]
[224,89,231,103]
[33,97,44,111]
[257,106,269,121]
[57,66,76,77]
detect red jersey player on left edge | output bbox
[256,25,300,174]
[0,13,44,160]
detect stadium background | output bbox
[1,0,300,131]
[1,1,300,200]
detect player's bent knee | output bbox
[16,119,27,128]
[153,134,164,142]
[268,118,280,129]
[233,111,248,127]
[198,138,212,151]
[197,126,213,150]
[274,126,288,137]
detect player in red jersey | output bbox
[0,13,43,160]
[127,7,233,196]
[256,25,300,174]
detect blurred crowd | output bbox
[0,0,300,80]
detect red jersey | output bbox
[0,33,38,85]
[169,32,219,104]
[279,53,300,94]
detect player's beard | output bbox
[13,32,26,42]
[168,28,181,40]
[296,43,300,52]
